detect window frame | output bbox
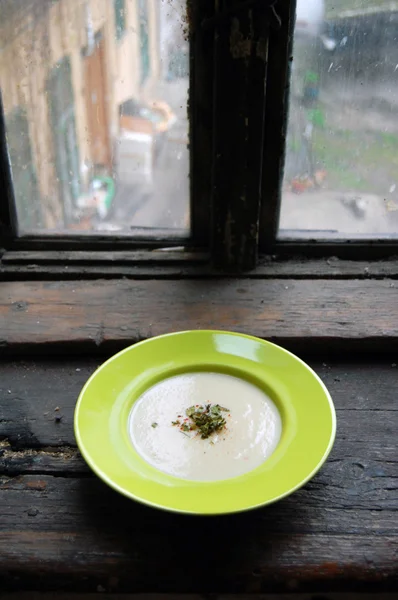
[258,0,398,260]
[0,0,211,252]
[1,0,398,265]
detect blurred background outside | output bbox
[281,0,398,237]
[1,0,189,234]
[2,0,398,238]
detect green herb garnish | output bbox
[172,404,229,439]
[151,422,158,428]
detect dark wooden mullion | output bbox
[259,0,296,252]
[189,0,214,247]
[0,91,18,248]
[211,0,269,271]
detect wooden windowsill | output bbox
[0,258,397,593]
[0,272,397,355]
[1,596,396,600]
[0,358,396,593]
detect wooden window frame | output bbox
[0,5,397,590]
[1,0,398,264]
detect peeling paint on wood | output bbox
[212,3,269,270]
[230,17,252,58]
[257,36,268,61]
[0,360,397,591]
[1,279,398,355]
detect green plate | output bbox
[74,330,336,514]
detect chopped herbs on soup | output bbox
[171,403,229,439]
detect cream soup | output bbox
[129,372,282,481]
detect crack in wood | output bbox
[0,360,396,592]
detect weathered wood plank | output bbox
[8,229,189,251]
[0,364,397,511]
[1,439,396,489]
[0,475,397,592]
[3,258,398,280]
[0,443,396,509]
[1,440,397,515]
[0,517,396,592]
[1,360,397,448]
[212,4,268,270]
[0,361,396,593]
[0,264,193,280]
[0,445,88,475]
[0,279,398,354]
[2,250,208,264]
[260,0,294,248]
[0,360,98,448]
[3,596,398,600]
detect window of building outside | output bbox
[281,0,398,240]
[114,0,126,41]
[1,0,189,237]
[138,0,151,85]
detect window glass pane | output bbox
[138,0,150,84]
[114,0,126,41]
[1,0,189,235]
[280,0,398,238]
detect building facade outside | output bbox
[0,0,163,231]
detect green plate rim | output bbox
[74,330,337,515]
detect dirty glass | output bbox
[1,0,189,235]
[114,0,126,41]
[280,0,398,238]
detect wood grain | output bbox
[1,471,397,593]
[0,361,397,592]
[1,359,397,447]
[260,0,294,248]
[2,250,208,264]
[3,595,398,600]
[1,514,396,592]
[0,279,397,354]
[189,0,213,246]
[3,257,398,280]
[212,4,268,269]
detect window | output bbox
[114,0,126,41]
[0,0,189,240]
[47,57,81,228]
[5,106,42,230]
[1,0,398,266]
[280,0,398,240]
